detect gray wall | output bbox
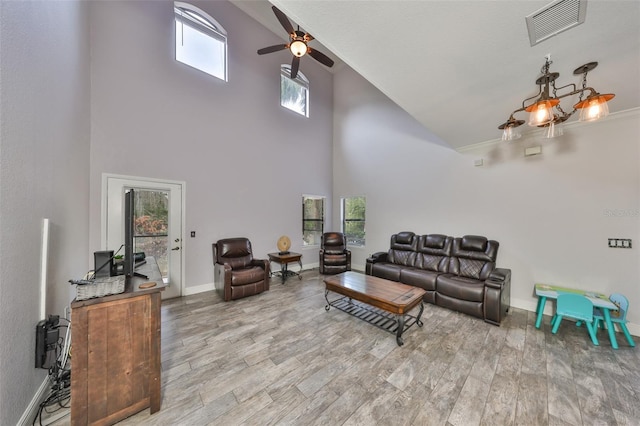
[332,66,640,329]
[0,1,90,424]
[87,0,334,289]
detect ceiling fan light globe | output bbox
[290,40,307,57]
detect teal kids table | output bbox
[534,283,621,349]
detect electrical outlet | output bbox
[608,238,632,248]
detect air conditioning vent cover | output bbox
[526,0,587,46]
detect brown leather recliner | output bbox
[212,238,270,301]
[319,232,351,274]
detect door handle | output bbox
[172,246,180,251]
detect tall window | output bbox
[342,196,366,247]
[302,195,324,246]
[281,65,309,117]
[174,2,227,81]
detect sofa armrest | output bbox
[484,268,511,326]
[488,267,511,284]
[250,258,268,269]
[365,252,387,275]
[367,252,388,264]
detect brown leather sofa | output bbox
[212,238,270,301]
[366,232,510,325]
[319,232,351,274]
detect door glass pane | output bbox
[133,189,169,278]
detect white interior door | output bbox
[103,175,184,299]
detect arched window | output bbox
[280,65,309,117]
[174,2,227,81]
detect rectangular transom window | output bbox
[175,4,227,81]
[281,65,309,117]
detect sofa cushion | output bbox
[460,235,488,252]
[449,236,498,281]
[458,258,486,280]
[422,234,448,250]
[231,266,266,286]
[323,253,348,266]
[416,234,451,272]
[371,263,404,281]
[436,293,484,319]
[436,274,485,302]
[388,232,418,267]
[400,267,439,291]
[394,231,415,245]
[323,232,347,254]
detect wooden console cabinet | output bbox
[71,259,164,425]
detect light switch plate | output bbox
[525,145,542,156]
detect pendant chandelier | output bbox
[498,58,615,141]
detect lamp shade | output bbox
[501,126,522,141]
[543,121,564,139]
[498,117,525,141]
[289,40,307,57]
[525,99,559,126]
[574,93,614,122]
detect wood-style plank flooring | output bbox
[48,270,639,425]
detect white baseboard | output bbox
[183,282,214,296]
[18,377,49,426]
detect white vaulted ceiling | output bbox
[233,0,640,150]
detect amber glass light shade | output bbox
[525,99,559,126]
[289,40,307,57]
[574,94,614,122]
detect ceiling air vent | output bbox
[526,0,587,46]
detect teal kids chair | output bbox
[551,293,599,345]
[593,293,636,347]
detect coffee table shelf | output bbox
[323,272,426,346]
[324,295,423,345]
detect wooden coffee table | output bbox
[323,271,426,346]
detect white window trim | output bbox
[281,64,309,117]
[341,196,366,248]
[302,194,325,247]
[174,2,228,81]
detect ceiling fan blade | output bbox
[272,6,295,36]
[257,44,288,55]
[290,56,300,79]
[308,48,334,68]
